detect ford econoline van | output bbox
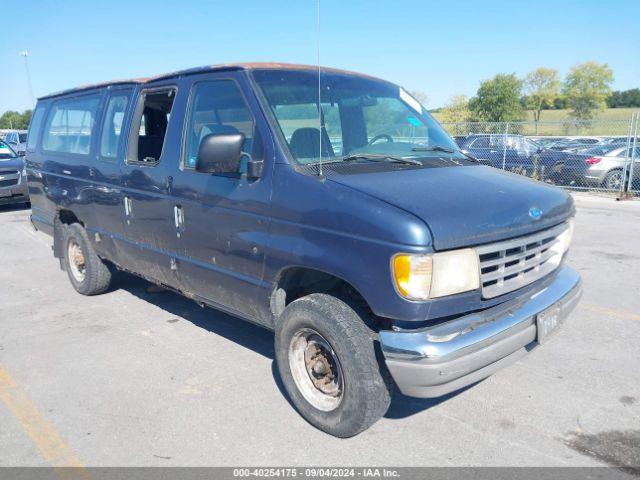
[26,63,581,437]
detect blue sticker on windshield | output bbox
[407,116,421,126]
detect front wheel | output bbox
[275,294,392,437]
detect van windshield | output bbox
[253,69,465,165]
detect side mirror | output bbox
[195,133,245,174]
[17,151,26,157]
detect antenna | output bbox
[317,0,323,177]
[19,51,35,107]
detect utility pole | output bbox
[19,51,35,107]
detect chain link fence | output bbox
[441,114,640,196]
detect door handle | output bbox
[124,196,132,216]
[174,205,184,231]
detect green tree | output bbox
[553,96,568,109]
[563,62,614,120]
[524,67,560,125]
[607,88,640,108]
[409,90,428,108]
[469,74,523,122]
[438,95,471,123]
[0,110,32,130]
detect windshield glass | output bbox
[253,69,464,165]
[0,141,17,160]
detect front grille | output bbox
[0,170,19,189]
[476,222,569,299]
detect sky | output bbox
[1,0,639,113]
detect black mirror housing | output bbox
[247,159,264,179]
[195,133,245,174]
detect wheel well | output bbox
[270,267,381,325]
[53,209,84,258]
[57,209,83,226]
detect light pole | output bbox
[19,51,35,107]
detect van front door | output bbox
[167,73,274,323]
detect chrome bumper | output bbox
[379,266,582,398]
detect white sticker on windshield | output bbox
[399,88,423,115]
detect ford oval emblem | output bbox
[529,207,543,220]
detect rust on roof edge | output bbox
[38,62,390,100]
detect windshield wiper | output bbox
[341,153,423,166]
[411,145,455,154]
[412,145,481,164]
[459,151,481,163]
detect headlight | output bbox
[392,248,480,300]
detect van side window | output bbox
[184,80,254,171]
[127,89,175,165]
[99,93,130,159]
[42,96,100,155]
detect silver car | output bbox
[560,144,640,190]
[3,130,28,155]
[0,140,29,206]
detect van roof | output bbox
[38,62,386,100]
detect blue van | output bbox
[26,63,581,437]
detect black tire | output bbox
[62,223,112,295]
[602,169,624,191]
[275,293,392,437]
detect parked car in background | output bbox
[532,137,568,149]
[3,130,28,155]
[558,144,640,190]
[547,137,601,151]
[601,136,629,145]
[457,133,539,167]
[0,140,29,206]
[458,133,564,178]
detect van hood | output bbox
[327,165,574,250]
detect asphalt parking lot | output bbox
[0,193,639,469]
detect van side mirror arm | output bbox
[245,153,263,179]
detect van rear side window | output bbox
[42,96,100,155]
[100,93,130,159]
[127,89,175,165]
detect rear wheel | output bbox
[63,223,112,295]
[603,169,624,190]
[275,293,392,437]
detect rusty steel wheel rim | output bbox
[67,239,86,283]
[288,328,344,412]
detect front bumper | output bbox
[379,266,582,398]
[0,174,29,205]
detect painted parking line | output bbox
[579,302,640,322]
[0,366,91,480]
